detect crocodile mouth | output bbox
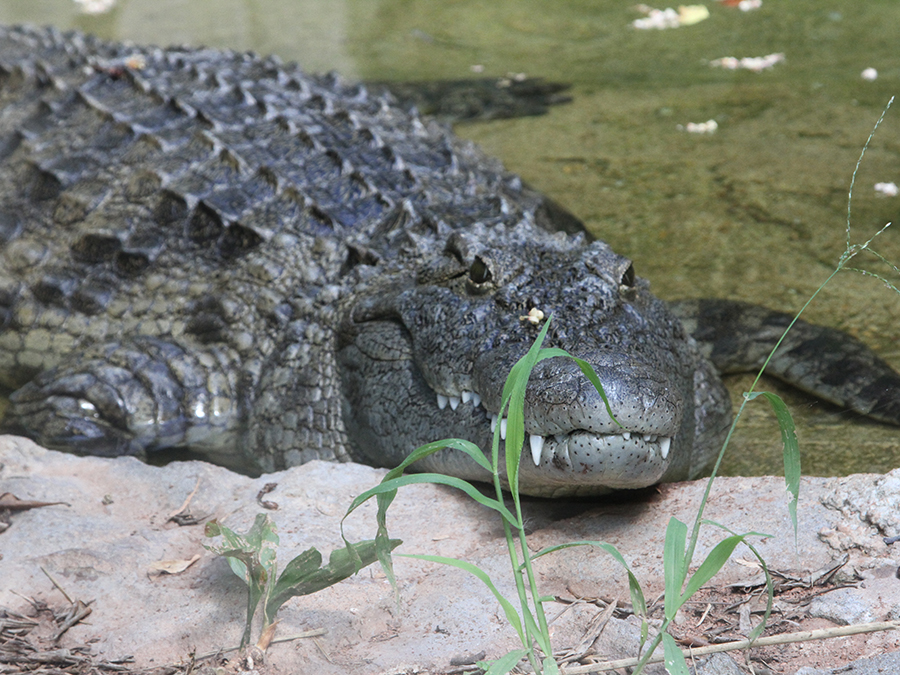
[431,386,673,473]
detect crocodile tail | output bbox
[668,298,900,425]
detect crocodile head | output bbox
[336,226,728,497]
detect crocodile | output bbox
[1,25,899,497]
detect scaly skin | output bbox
[0,26,898,496]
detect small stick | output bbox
[192,628,327,660]
[40,566,73,605]
[559,620,900,674]
[167,476,202,522]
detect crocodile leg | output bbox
[669,299,900,425]
[2,337,247,462]
[247,319,352,472]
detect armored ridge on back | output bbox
[0,25,898,497]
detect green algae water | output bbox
[1,0,898,477]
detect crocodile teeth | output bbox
[460,390,482,408]
[490,414,498,432]
[500,418,508,440]
[529,434,545,466]
[439,389,482,410]
[659,436,671,459]
[622,431,631,440]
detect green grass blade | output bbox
[530,541,647,618]
[341,469,516,600]
[678,534,744,603]
[347,473,516,525]
[500,318,554,495]
[374,437,496,491]
[522,607,548,654]
[563,354,623,428]
[263,546,321,626]
[339,437,515,596]
[743,541,775,643]
[542,655,561,675]
[663,518,688,621]
[703,521,775,643]
[204,514,280,649]
[266,539,401,619]
[534,348,621,427]
[481,649,529,675]
[662,632,690,675]
[401,554,525,642]
[746,391,800,544]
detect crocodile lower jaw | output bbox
[433,388,672,469]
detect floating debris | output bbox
[874,182,898,197]
[73,0,116,13]
[710,53,785,72]
[678,119,718,134]
[632,5,710,30]
[719,0,762,10]
[520,307,545,325]
[861,67,878,81]
[677,4,711,24]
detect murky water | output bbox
[1,0,898,476]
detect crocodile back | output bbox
[0,25,543,387]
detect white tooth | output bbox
[461,391,472,404]
[659,437,671,459]
[622,431,631,440]
[471,393,481,408]
[490,415,498,432]
[529,435,544,466]
[449,395,460,411]
[646,434,657,444]
[500,418,508,440]
[437,394,448,410]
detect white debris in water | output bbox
[710,53,785,73]
[520,307,545,325]
[497,72,529,88]
[632,5,710,30]
[678,119,718,134]
[874,182,898,197]
[736,0,762,11]
[470,64,485,73]
[633,7,680,30]
[861,67,878,81]
[73,0,116,13]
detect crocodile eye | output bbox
[469,257,492,284]
[620,263,635,288]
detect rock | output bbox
[795,651,900,675]
[808,588,876,626]
[692,652,744,675]
[1,435,900,674]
